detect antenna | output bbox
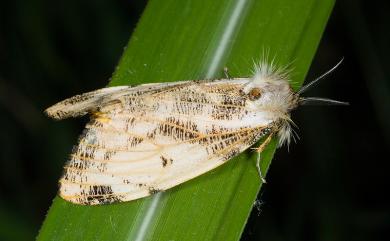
[297,58,344,95]
[299,97,349,106]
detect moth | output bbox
[46,60,345,205]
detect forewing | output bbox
[57,79,273,204]
[45,82,190,120]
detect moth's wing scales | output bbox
[57,79,270,205]
[45,81,191,120]
[59,115,264,205]
[45,86,131,120]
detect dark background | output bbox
[0,1,389,240]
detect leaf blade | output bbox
[37,0,335,240]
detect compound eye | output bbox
[248,87,262,100]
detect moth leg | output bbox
[253,134,273,183]
[223,67,231,79]
[256,153,267,183]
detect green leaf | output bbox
[37,0,335,240]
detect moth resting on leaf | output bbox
[46,60,345,205]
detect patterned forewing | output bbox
[59,80,274,204]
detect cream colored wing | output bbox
[59,115,269,204]
[49,79,275,205]
[45,82,191,120]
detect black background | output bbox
[0,1,389,240]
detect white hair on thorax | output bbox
[250,56,297,148]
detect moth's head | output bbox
[244,58,348,112]
[243,61,298,113]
